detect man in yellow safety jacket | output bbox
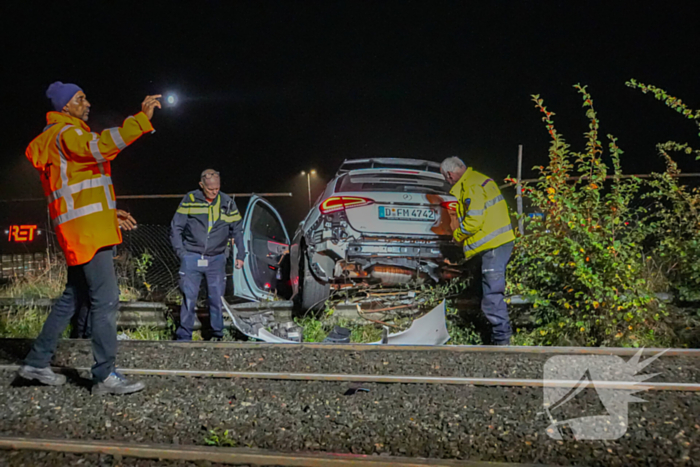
[17,81,161,394]
[441,156,515,345]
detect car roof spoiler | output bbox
[337,158,442,176]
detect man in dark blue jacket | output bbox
[170,169,246,340]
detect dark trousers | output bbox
[25,247,119,382]
[176,252,226,341]
[70,298,91,338]
[479,241,514,343]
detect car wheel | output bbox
[301,251,331,312]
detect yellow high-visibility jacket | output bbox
[450,168,515,259]
[25,111,154,266]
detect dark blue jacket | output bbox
[170,190,246,260]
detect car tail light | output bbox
[319,196,375,214]
[440,201,458,211]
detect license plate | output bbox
[378,206,436,222]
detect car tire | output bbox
[301,252,331,312]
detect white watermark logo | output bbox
[542,348,667,440]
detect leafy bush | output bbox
[508,81,700,347]
[626,80,700,301]
[508,84,662,347]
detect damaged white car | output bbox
[231,158,464,310]
[226,158,462,343]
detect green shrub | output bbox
[627,79,700,301]
[508,84,661,346]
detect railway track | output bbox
[1,364,698,392]
[20,338,700,356]
[0,437,537,467]
[1,340,698,465]
[2,338,699,384]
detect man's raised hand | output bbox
[141,95,162,120]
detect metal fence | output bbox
[1,223,211,301]
[118,225,181,299]
[0,253,47,279]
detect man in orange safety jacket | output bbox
[17,81,161,395]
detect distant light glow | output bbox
[164,94,178,106]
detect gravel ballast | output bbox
[0,369,698,466]
[0,339,698,383]
[0,451,264,467]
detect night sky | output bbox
[1,1,699,233]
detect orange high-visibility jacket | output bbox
[26,111,154,266]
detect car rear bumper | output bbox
[346,236,460,260]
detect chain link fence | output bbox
[117,225,181,301]
[40,222,235,302]
[119,224,236,302]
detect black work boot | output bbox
[93,372,145,395]
[493,338,512,346]
[17,365,67,386]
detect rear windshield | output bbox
[335,173,451,194]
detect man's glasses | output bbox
[201,171,220,180]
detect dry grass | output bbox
[0,306,70,338]
[0,261,66,299]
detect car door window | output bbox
[248,202,288,291]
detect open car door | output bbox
[232,196,290,301]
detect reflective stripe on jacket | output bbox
[450,168,515,259]
[25,111,154,266]
[170,190,246,260]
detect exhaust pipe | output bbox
[370,265,415,285]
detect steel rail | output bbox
[1,364,697,391]
[102,339,700,357]
[2,337,699,356]
[0,437,533,467]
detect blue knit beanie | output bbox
[46,81,83,111]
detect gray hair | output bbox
[440,157,466,174]
[200,168,220,180]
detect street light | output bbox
[300,170,317,208]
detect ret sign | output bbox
[6,225,39,243]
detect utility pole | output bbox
[301,170,316,208]
[516,145,524,235]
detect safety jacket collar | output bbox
[46,111,90,132]
[190,189,220,205]
[449,168,473,199]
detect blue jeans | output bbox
[480,241,514,343]
[25,247,119,382]
[176,252,226,341]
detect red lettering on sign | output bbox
[8,225,38,242]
